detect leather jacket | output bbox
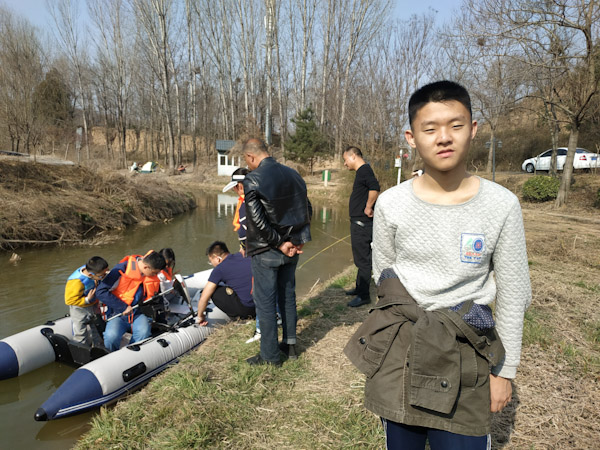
[243,157,312,256]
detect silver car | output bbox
[522,148,599,173]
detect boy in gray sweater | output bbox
[371,81,531,448]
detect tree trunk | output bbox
[555,125,579,207]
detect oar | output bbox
[106,286,175,322]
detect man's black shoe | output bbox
[347,296,371,307]
[246,353,282,367]
[279,343,298,360]
[345,289,358,296]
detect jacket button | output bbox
[359,337,366,345]
[441,380,448,388]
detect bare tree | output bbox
[330,0,391,157]
[48,0,91,163]
[132,0,178,170]
[0,8,45,156]
[468,0,600,206]
[88,0,136,168]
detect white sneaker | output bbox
[245,330,261,344]
[276,313,282,326]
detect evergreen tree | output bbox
[285,107,328,175]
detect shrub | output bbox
[522,175,560,202]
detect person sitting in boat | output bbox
[96,250,166,351]
[64,256,110,347]
[196,241,255,325]
[157,247,179,310]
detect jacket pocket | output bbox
[458,339,491,388]
[344,318,404,378]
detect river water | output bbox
[0,190,353,449]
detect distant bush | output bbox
[522,176,560,202]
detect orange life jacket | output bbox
[161,266,173,281]
[232,195,244,232]
[112,252,161,306]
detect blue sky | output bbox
[3,0,463,32]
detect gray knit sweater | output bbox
[372,177,531,379]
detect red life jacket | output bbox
[112,251,161,306]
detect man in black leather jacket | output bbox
[242,138,312,366]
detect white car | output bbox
[522,147,600,173]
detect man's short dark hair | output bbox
[343,146,363,158]
[206,241,229,256]
[86,256,108,274]
[242,138,268,155]
[142,251,166,270]
[408,80,472,126]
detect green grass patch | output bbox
[583,320,600,346]
[328,271,356,289]
[522,307,552,348]
[573,280,600,293]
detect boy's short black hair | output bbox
[142,251,166,270]
[408,80,472,126]
[86,256,108,274]
[206,241,229,256]
[343,146,363,158]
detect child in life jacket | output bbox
[96,250,166,351]
[64,256,109,346]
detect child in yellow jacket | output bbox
[65,256,109,346]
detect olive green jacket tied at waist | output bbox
[343,277,505,436]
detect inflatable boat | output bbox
[0,270,230,420]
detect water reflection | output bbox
[0,189,352,449]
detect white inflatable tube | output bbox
[0,316,72,380]
[35,306,229,421]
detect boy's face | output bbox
[405,100,477,174]
[139,262,162,277]
[233,182,244,195]
[89,268,110,281]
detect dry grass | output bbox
[0,160,196,250]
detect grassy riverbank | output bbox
[73,172,600,449]
[0,160,196,251]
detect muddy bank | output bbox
[0,160,196,251]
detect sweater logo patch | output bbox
[460,233,485,264]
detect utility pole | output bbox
[264,0,275,146]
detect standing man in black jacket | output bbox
[242,138,312,366]
[343,146,380,307]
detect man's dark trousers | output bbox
[350,219,373,301]
[251,249,299,363]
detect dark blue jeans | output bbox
[382,419,490,450]
[251,249,299,363]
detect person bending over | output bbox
[196,241,255,325]
[96,250,166,351]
